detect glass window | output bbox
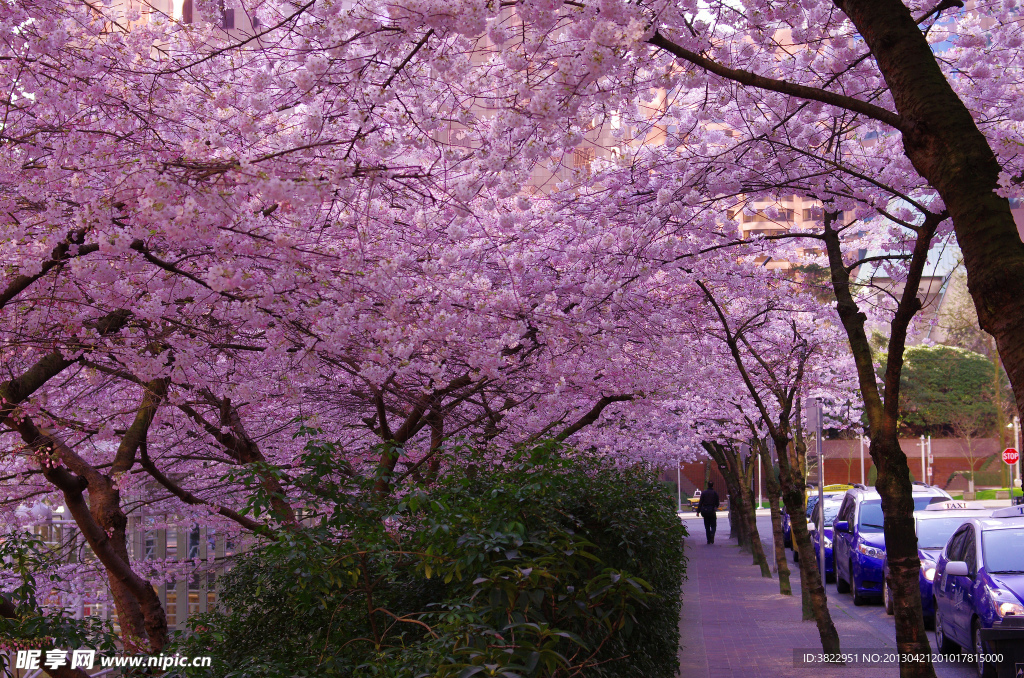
[188,526,200,559]
[165,588,176,628]
[857,500,885,532]
[916,496,949,510]
[962,529,977,574]
[946,527,969,561]
[981,527,1024,574]
[207,572,217,610]
[837,497,854,525]
[821,501,842,527]
[915,518,973,549]
[856,497,945,532]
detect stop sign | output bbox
[1004,448,1020,465]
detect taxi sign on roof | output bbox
[921,501,974,512]
[989,505,1024,519]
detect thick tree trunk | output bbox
[720,455,746,544]
[822,214,937,678]
[735,457,771,577]
[874,436,933,673]
[775,434,840,652]
[702,440,770,575]
[836,0,1024,433]
[791,434,813,619]
[761,448,792,595]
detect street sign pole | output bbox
[927,435,933,485]
[807,398,826,588]
[919,435,926,484]
[677,458,682,513]
[1003,440,1022,506]
[1015,417,1022,506]
[757,443,763,509]
[859,435,865,485]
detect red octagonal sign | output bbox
[1004,448,1020,465]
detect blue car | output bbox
[809,497,843,581]
[882,501,994,627]
[833,483,952,605]
[933,506,1024,678]
[785,485,853,552]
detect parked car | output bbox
[688,489,702,512]
[881,500,994,627]
[782,483,856,553]
[933,505,1024,678]
[833,483,952,605]
[788,485,853,559]
[808,497,844,581]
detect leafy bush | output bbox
[168,440,686,678]
[0,532,118,674]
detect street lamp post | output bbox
[859,435,866,485]
[919,435,926,484]
[807,398,826,587]
[677,457,682,513]
[757,443,763,509]
[927,435,933,485]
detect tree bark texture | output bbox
[822,215,937,678]
[758,441,792,594]
[774,434,841,652]
[703,441,771,576]
[836,0,1024,424]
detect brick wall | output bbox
[819,438,1011,490]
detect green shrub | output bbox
[0,532,118,673]
[168,440,686,678]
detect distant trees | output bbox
[896,345,1012,438]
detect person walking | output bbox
[696,481,721,544]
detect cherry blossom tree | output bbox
[3,1,1021,675]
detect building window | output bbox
[165,588,177,627]
[188,526,200,559]
[573,147,595,170]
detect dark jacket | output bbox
[696,488,720,516]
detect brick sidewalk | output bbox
[676,528,901,678]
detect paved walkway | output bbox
[676,512,901,678]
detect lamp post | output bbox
[927,435,933,485]
[757,442,763,509]
[919,435,927,484]
[807,398,826,587]
[677,457,682,513]
[859,435,866,485]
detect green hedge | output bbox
[169,441,686,678]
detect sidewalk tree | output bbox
[4,0,1024,672]
[0,0,705,662]
[460,4,1023,670]
[690,276,852,653]
[700,440,771,577]
[749,438,793,595]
